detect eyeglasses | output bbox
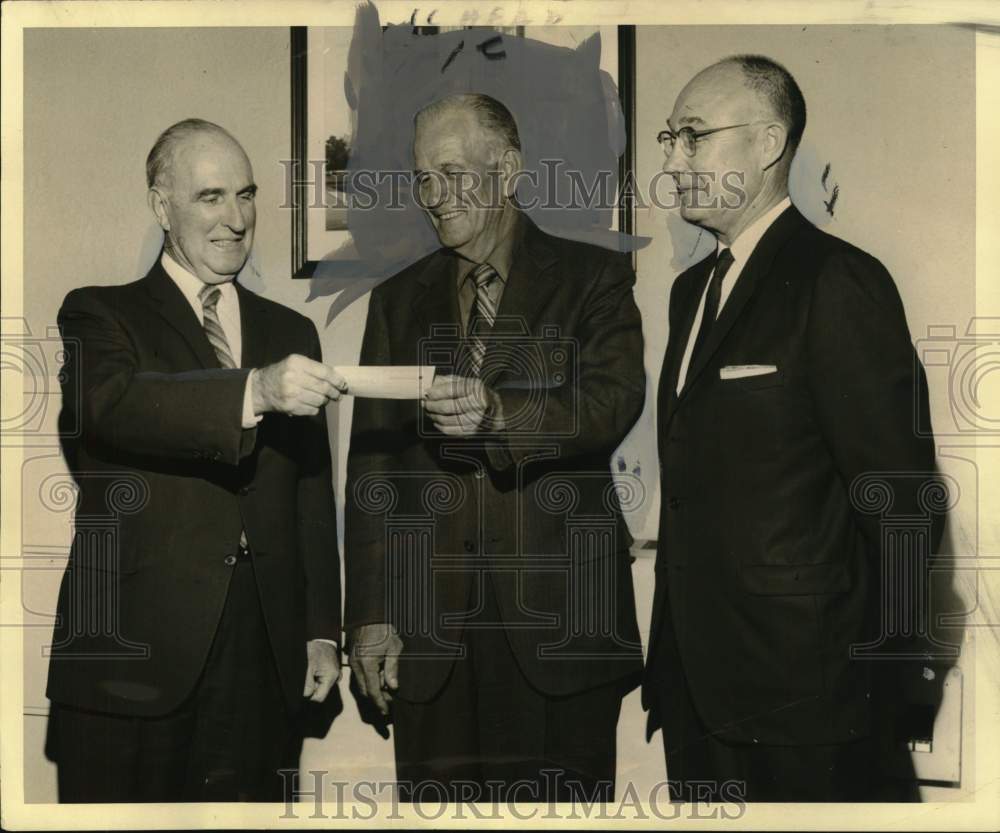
[656,122,753,157]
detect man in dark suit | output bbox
[46,119,345,802]
[345,94,645,802]
[643,55,943,802]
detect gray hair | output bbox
[145,118,240,189]
[415,94,521,158]
[719,54,807,152]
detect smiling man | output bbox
[46,118,346,802]
[643,56,943,802]
[345,94,645,802]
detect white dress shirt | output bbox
[675,196,792,393]
[161,251,260,428]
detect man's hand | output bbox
[303,640,342,703]
[252,354,347,416]
[422,374,502,436]
[349,623,403,717]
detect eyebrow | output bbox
[194,184,258,200]
[671,115,707,129]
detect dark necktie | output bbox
[198,284,237,369]
[466,262,499,376]
[689,247,735,370]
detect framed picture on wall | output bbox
[289,24,635,279]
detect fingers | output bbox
[424,374,471,401]
[258,354,348,414]
[384,635,402,691]
[350,653,390,715]
[349,654,369,698]
[310,667,337,703]
[303,658,318,698]
[363,660,391,716]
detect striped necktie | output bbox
[466,262,499,376]
[198,283,247,551]
[198,284,236,369]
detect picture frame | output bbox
[289,24,636,278]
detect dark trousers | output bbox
[49,559,300,802]
[391,574,625,803]
[652,663,919,803]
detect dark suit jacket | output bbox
[344,218,646,702]
[643,206,942,746]
[46,259,341,717]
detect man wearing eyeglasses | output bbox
[642,55,942,801]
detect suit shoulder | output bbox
[542,229,630,271]
[61,277,147,312]
[234,286,318,342]
[791,223,904,315]
[370,249,442,303]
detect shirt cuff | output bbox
[242,369,263,429]
[310,638,340,652]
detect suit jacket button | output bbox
[464,540,475,553]
[223,554,237,567]
[474,469,485,480]
[667,497,682,510]
[238,486,252,496]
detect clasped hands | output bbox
[422,374,503,435]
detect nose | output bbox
[222,195,248,233]
[661,138,689,177]
[417,172,447,212]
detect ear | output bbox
[497,147,523,199]
[760,122,789,171]
[147,188,171,232]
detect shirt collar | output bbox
[160,249,236,313]
[455,210,524,286]
[726,195,793,264]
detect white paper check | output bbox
[334,366,436,399]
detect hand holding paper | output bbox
[333,365,436,399]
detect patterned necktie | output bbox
[198,283,247,551]
[466,262,499,376]
[198,284,236,369]
[689,247,735,370]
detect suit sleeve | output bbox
[297,319,342,643]
[486,251,646,469]
[59,287,256,464]
[343,289,399,631]
[805,249,944,554]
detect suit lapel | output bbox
[412,250,462,341]
[659,257,714,429]
[492,219,560,339]
[234,282,271,369]
[677,205,804,401]
[142,258,220,369]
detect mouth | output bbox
[210,238,244,250]
[434,209,464,222]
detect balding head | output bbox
[146,118,249,191]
